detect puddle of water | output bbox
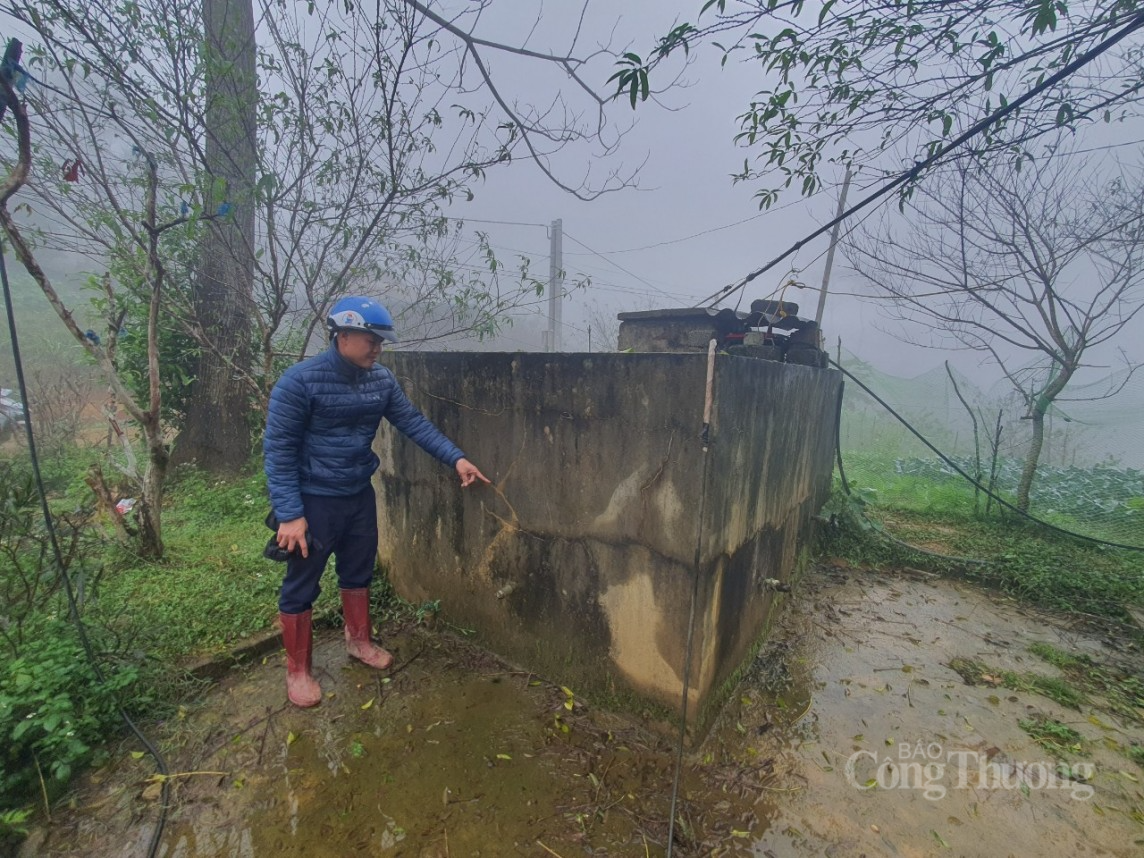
[250,675,579,855]
[23,567,1144,857]
[143,634,762,857]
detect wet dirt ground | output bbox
[21,563,1144,857]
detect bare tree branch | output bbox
[846,146,1144,509]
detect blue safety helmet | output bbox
[326,296,398,342]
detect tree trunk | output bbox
[172,0,258,472]
[1015,364,1073,513]
[1015,410,1045,513]
[137,433,168,557]
[84,463,133,546]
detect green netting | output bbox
[835,350,1144,549]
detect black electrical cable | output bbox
[829,382,993,569]
[829,358,1144,553]
[0,239,171,857]
[698,7,1144,310]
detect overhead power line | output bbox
[444,215,549,229]
[561,191,816,256]
[562,229,688,304]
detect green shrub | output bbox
[0,806,31,852]
[0,621,138,806]
[0,456,108,652]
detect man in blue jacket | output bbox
[264,296,488,708]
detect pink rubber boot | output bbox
[279,610,322,708]
[340,588,394,670]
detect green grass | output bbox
[822,484,1144,622]
[86,467,287,659]
[950,645,1144,732]
[0,452,431,819]
[1019,715,1086,758]
[1020,675,1087,710]
[1026,643,1144,727]
[0,454,430,665]
[1128,744,1144,768]
[86,464,430,660]
[946,657,1086,710]
[0,269,91,382]
[1026,641,1084,670]
[842,470,981,519]
[953,518,1144,618]
[841,449,1144,546]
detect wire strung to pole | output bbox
[0,237,172,858]
[698,8,1144,309]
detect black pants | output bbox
[278,487,377,614]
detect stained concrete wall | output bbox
[374,352,840,732]
[693,356,840,724]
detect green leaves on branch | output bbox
[1024,0,1065,36]
[625,0,1144,204]
[607,53,650,108]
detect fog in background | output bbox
[2,0,1141,464]
[431,1,1144,466]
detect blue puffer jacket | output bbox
[264,344,464,522]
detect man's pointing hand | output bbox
[455,458,490,488]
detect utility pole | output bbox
[815,167,852,330]
[547,218,563,352]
